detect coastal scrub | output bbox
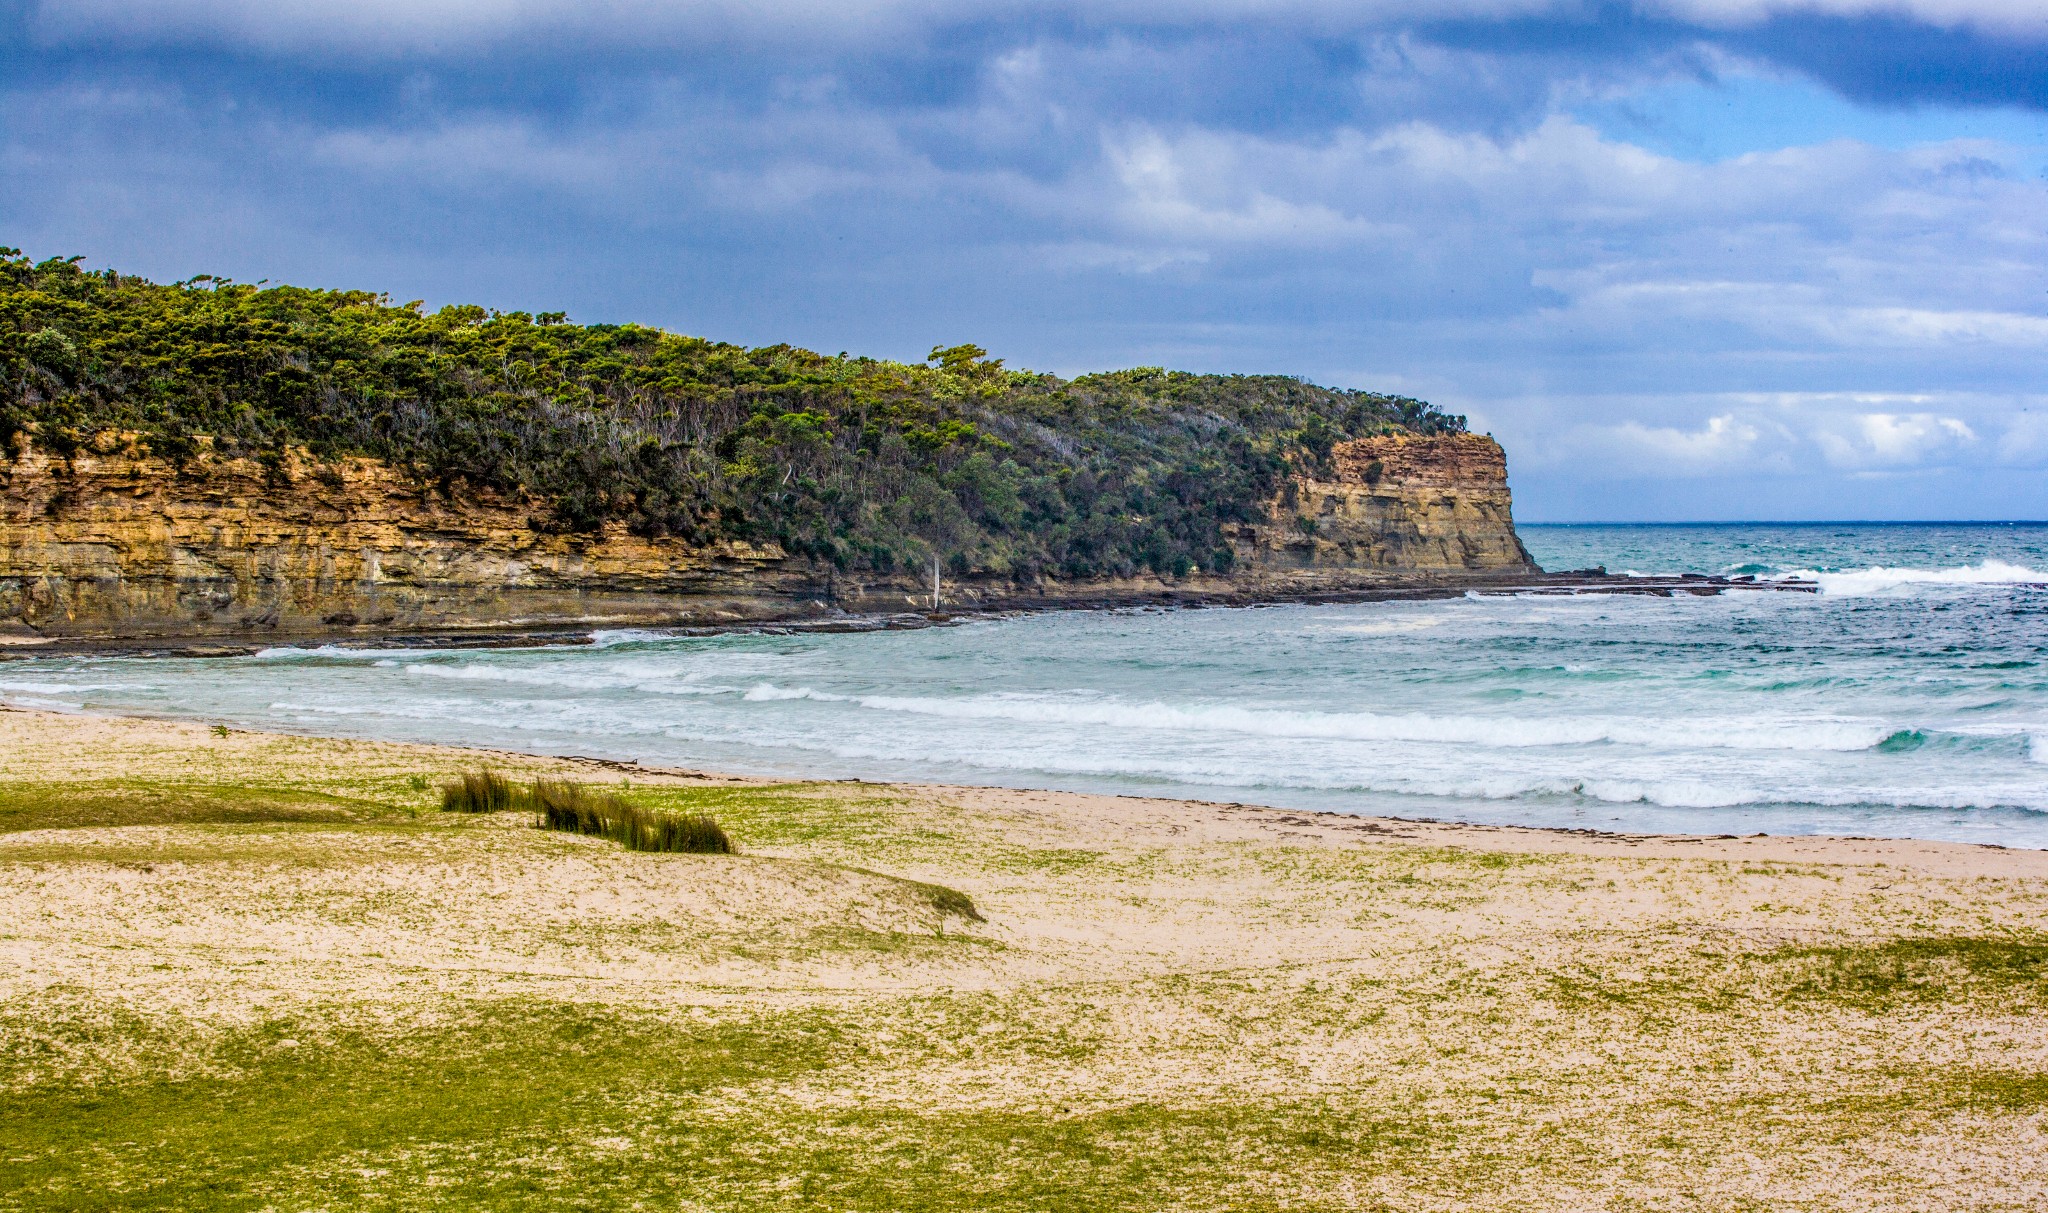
[0,251,1463,582]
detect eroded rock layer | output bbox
[1236,433,1535,573]
[0,434,1535,641]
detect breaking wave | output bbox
[753,726,2048,814]
[1793,560,2048,597]
[740,683,2012,755]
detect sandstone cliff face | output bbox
[0,433,1533,641]
[0,445,814,640]
[1234,433,1535,575]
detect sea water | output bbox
[3,523,2045,846]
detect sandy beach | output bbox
[3,704,2045,1210]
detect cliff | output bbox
[1235,432,1534,575]
[0,433,1535,643]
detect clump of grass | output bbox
[907,878,984,923]
[441,771,522,814]
[845,867,984,923]
[434,770,733,853]
[533,779,734,854]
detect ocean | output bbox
[4,522,2045,846]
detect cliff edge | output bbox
[1235,433,1533,576]
[0,433,1534,642]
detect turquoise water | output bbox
[1523,521,2048,586]
[3,523,2045,845]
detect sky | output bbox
[3,2,2046,521]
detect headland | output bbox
[0,429,1813,657]
[1,255,1833,651]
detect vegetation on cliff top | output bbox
[0,250,1463,579]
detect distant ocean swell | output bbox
[719,729,2048,814]
[738,682,2040,758]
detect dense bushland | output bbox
[0,250,1463,579]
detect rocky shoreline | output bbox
[0,432,1544,645]
[0,567,1816,660]
[2,428,1824,659]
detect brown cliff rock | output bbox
[0,447,813,640]
[0,433,1535,642]
[1232,433,1534,575]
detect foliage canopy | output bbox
[0,250,1464,579]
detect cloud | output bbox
[8,0,2048,520]
[1995,410,2048,465]
[1573,413,1771,474]
[1812,411,1978,467]
[1819,307,2048,348]
[1659,1,2048,35]
[1481,392,2043,494]
[23,1,2048,55]
[19,2,1532,54]
[1031,240,1212,274]
[1072,113,2047,346]
[311,120,624,188]
[1101,126,1398,247]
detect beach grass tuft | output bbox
[441,770,522,814]
[533,778,734,854]
[842,866,984,922]
[436,769,735,853]
[910,878,984,922]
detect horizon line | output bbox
[1517,519,2048,527]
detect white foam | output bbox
[1576,777,1759,809]
[255,643,452,661]
[743,683,850,703]
[736,683,1895,752]
[267,698,487,719]
[1316,616,1446,636]
[589,628,691,647]
[0,694,87,712]
[264,696,676,736]
[400,659,738,697]
[7,543,2046,845]
[753,728,2048,813]
[0,679,149,695]
[1790,560,2048,597]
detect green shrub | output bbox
[533,779,733,855]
